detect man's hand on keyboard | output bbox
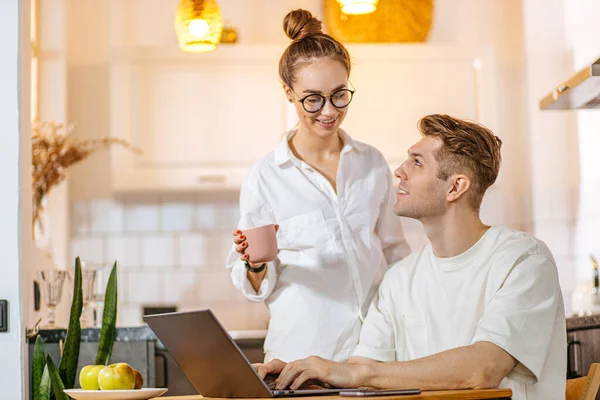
[253,359,288,380]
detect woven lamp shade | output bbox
[324,0,434,43]
[175,0,224,53]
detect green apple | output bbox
[98,363,136,390]
[79,365,104,390]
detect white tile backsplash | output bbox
[71,202,90,235]
[216,203,241,230]
[205,303,251,331]
[197,270,238,302]
[573,218,600,257]
[161,203,194,232]
[578,184,600,219]
[480,189,506,225]
[118,303,144,327]
[124,204,160,232]
[178,233,206,267]
[116,270,129,304]
[71,197,251,328]
[209,234,233,266]
[93,266,129,304]
[194,204,220,230]
[532,189,552,221]
[106,235,141,268]
[162,271,199,303]
[534,221,574,257]
[141,235,175,268]
[126,271,161,303]
[71,237,105,264]
[179,233,230,267]
[90,200,124,233]
[554,256,578,293]
[549,188,576,222]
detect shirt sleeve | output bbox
[225,180,278,302]
[375,166,411,265]
[471,254,564,385]
[353,275,397,361]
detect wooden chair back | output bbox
[567,363,600,400]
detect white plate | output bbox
[64,388,168,400]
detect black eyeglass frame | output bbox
[292,84,356,113]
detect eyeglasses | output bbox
[292,86,356,113]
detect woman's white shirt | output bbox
[225,129,410,362]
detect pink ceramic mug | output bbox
[242,224,278,264]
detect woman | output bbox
[226,9,409,363]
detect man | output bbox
[255,114,566,400]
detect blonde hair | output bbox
[418,114,503,211]
[279,9,351,88]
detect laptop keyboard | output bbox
[264,374,278,390]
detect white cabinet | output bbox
[110,46,288,192]
[109,45,494,192]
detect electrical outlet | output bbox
[0,300,7,332]
[34,281,40,311]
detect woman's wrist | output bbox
[244,260,267,273]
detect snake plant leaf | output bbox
[33,336,47,400]
[96,261,118,365]
[39,362,51,400]
[58,257,82,389]
[46,355,69,400]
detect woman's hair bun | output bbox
[283,9,323,42]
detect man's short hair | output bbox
[418,114,502,211]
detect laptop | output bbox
[143,309,368,398]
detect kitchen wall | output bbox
[523,0,600,316]
[564,0,600,305]
[58,0,600,329]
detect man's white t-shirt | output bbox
[354,226,566,400]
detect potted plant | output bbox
[32,257,119,400]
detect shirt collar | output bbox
[273,128,367,166]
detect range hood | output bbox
[539,57,600,110]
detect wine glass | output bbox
[89,263,110,328]
[37,269,69,329]
[80,266,98,328]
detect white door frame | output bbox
[0,0,33,399]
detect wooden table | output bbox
[159,388,512,400]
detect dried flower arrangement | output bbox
[31,120,140,235]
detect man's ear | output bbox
[446,174,470,203]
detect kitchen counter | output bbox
[27,326,267,347]
[27,326,156,343]
[160,388,513,399]
[566,315,600,331]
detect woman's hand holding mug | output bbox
[232,224,279,269]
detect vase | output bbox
[33,195,52,257]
